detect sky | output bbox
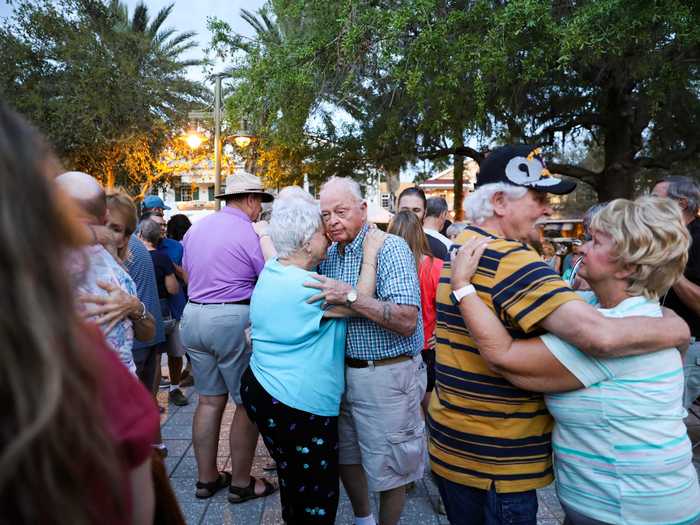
[0,0,266,82]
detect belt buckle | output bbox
[367,359,375,369]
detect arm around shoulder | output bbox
[540,299,691,358]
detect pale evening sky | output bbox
[0,0,266,82]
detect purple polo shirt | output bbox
[182,206,265,303]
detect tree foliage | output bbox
[0,0,205,194]
[212,0,700,203]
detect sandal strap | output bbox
[196,471,231,490]
[229,476,276,498]
[228,476,256,497]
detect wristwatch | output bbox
[345,289,358,308]
[449,284,476,305]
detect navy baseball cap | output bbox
[476,145,576,195]
[143,195,171,210]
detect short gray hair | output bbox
[138,218,161,245]
[464,183,528,224]
[661,175,700,216]
[426,197,448,218]
[270,196,322,258]
[320,176,363,202]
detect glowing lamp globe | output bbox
[234,135,252,149]
[185,132,204,149]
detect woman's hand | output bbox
[363,227,387,261]
[451,237,489,290]
[304,273,353,305]
[79,280,141,334]
[253,220,269,238]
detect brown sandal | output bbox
[195,471,232,499]
[228,476,277,504]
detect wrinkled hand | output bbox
[253,220,269,237]
[79,280,140,334]
[303,273,353,306]
[451,237,489,291]
[89,224,118,248]
[363,227,387,259]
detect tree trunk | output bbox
[594,165,636,202]
[105,166,115,190]
[453,150,465,221]
[594,85,641,201]
[385,167,401,212]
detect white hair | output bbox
[464,182,528,224]
[278,185,315,203]
[320,176,363,202]
[270,196,322,258]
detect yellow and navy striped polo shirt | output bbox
[428,226,582,493]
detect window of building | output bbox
[380,193,391,209]
[175,185,199,201]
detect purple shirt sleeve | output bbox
[247,232,265,277]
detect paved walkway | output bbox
[160,385,700,525]
[159,387,572,525]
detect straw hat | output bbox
[215,171,275,202]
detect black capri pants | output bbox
[240,366,339,525]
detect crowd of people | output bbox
[3,101,700,525]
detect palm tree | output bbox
[105,1,203,121]
[80,0,205,188]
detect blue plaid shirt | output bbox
[319,224,423,360]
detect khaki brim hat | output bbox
[215,171,275,202]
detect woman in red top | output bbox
[0,104,159,525]
[387,211,444,413]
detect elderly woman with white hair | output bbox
[240,191,385,525]
[451,196,700,525]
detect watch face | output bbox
[347,290,358,302]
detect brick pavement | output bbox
[158,387,570,525]
[160,385,700,525]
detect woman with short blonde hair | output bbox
[588,197,688,299]
[106,189,138,261]
[450,196,700,525]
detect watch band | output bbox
[450,284,476,305]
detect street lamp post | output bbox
[187,73,227,210]
[213,74,223,210]
[187,74,255,211]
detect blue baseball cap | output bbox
[143,195,171,210]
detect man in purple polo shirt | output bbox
[180,171,278,502]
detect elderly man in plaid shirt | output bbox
[306,176,426,525]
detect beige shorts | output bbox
[338,355,427,492]
[179,302,251,403]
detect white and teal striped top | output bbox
[543,293,700,525]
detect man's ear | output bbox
[491,192,508,217]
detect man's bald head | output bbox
[55,171,106,222]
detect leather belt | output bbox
[189,299,250,306]
[346,355,412,368]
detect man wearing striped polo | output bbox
[429,145,691,524]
